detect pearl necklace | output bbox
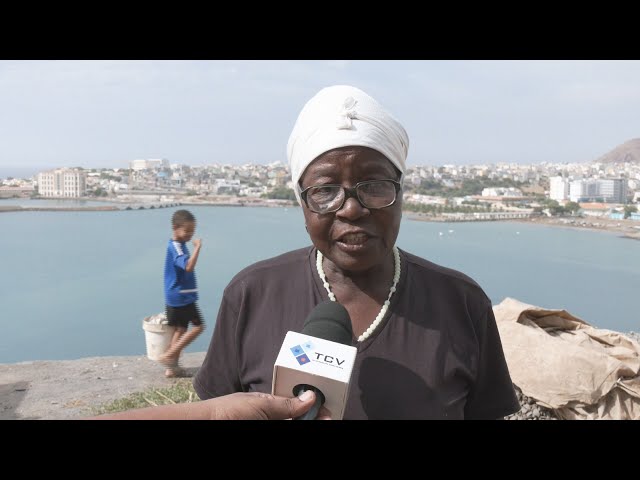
[316,246,401,342]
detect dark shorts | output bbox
[165,303,203,329]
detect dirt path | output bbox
[0,352,206,420]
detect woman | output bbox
[194,85,519,419]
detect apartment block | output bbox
[549,176,569,201]
[37,168,87,198]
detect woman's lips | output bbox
[335,232,374,252]
[339,232,370,245]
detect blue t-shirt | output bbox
[164,239,198,307]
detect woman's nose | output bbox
[336,195,369,220]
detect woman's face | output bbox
[300,146,402,274]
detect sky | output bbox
[1,60,640,175]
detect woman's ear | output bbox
[305,224,309,233]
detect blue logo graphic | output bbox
[295,353,310,365]
[290,343,313,366]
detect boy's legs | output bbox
[160,303,205,376]
[164,327,187,377]
[164,324,204,359]
[169,327,186,347]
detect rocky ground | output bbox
[506,386,559,420]
[0,352,206,420]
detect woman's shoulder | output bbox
[226,246,313,287]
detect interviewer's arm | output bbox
[88,390,331,420]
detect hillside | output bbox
[594,138,640,164]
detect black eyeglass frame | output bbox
[300,179,402,214]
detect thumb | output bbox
[265,390,317,420]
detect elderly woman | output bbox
[194,85,519,419]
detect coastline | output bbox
[516,216,640,240]
[0,197,296,213]
[3,197,639,238]
[0,205,121,213]
[406,212,640,239]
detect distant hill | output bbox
[594,138,640,164]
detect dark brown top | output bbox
[194,246,519,419]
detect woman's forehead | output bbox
[306,148,396,175]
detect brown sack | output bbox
[493,297,640,420]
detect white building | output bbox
[481,187,523,197]
[214,178,241,194]
[549,176,569,201]
[405,172,423,186]
[129,159,170,171]
[403,193,447,205]
[37,168,86,198]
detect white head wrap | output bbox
[287,85,409,204]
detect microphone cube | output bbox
[272,331,357,420]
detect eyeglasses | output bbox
[300,179,401,214]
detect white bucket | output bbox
[142,316,175,361]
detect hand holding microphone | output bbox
[272,301,357,420]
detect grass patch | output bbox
[91,378,199,415]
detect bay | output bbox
[0,206,637,363]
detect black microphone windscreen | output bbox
[301,301,353,346]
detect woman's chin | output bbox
[330,242,382,272]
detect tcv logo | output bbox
[311,352,346,366]
[290,340,346,368]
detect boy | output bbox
[159,209,205,377]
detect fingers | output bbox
[279,391,332,420]
[245,391,333,420]
[256,390,316,420]
[279,390,316,420]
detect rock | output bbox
[505,385,559,420]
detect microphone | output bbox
[271,301,357,420]
[292,301,353,420]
